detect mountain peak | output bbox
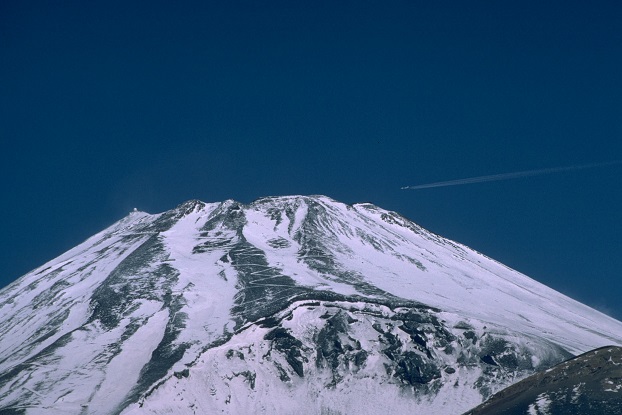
[1,196,620,414]
[173,198,207,214]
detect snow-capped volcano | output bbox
[1,195,620,414]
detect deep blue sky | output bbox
[2,1,621,319]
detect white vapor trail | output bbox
[401,160,622,190]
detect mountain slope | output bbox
[0,195,620,414]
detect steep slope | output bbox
[464,346,622,415]
[0,195,620,414]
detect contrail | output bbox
[401,160,622,190]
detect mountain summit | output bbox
[1,195,620,414]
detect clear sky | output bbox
[2,1,621,319]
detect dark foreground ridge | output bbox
[464,346,622,415]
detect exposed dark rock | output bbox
[225,349,245,360]
[173,368,189,379]
[394,351,441,385]
[480,355,498,366]
[232,371,256,389]
[464,331,478,344]
[264,328,305,377]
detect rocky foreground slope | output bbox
[465,345,622,414]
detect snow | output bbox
[340,202,622,354]
[87,308,169,414]
[527,393,552,414]
[121,300,488,415]
[604,379,622,393]
[1,195,622,415]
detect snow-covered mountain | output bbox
[0,195,620,414]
